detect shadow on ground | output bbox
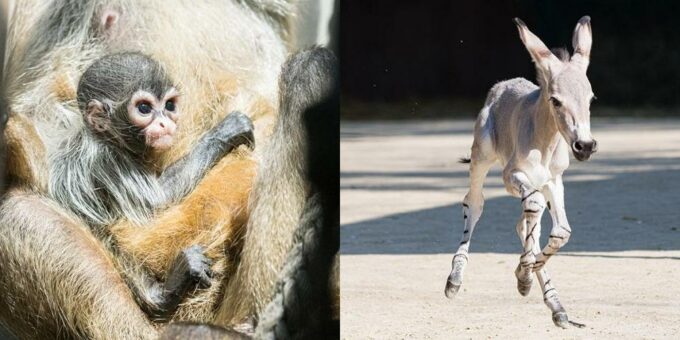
[342,158,680,255]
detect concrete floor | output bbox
[341,119,680,339]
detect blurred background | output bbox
[341,0,680,119]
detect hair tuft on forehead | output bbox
[76,52,173,111]
[550,47,571,63]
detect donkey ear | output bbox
[513,18,563,76]
[571,16,592,71]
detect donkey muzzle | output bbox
[571,139,598,161]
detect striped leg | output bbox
[513,188,545,296]
[536,267,585,328]
[534,175,571,272]
[503,170,546,296]
[445,159,493,298]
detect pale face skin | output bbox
[548,66,597,161]
[126,88,180,150]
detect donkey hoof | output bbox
[444,280,460,299]
[552,312,569,329]
[514,264,533,296]
[516,277,533,296]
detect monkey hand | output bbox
[210,111,255,152]
[165,245,213,297]
[144,245,212,320]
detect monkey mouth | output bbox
[148,135,174,150]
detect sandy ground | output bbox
[340,119,680,339]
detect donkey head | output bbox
[515,16,597,161]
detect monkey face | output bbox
[127,88,180,150]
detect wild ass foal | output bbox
[444,16,597,328]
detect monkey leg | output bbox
[123,244,214,322]
[0,189,159,339]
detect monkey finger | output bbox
[201,256,213,265]
[219,112,255,148]
[197,271,213,289]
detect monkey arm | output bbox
[111,156,254,276]
[256,47,340,338]
[158,111,254,204]
[217,47,338,325]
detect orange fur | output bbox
[51,70,77,103]
[111,150,256,278]
[4,113,48,191]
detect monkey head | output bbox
[77,52,180,154]
[125,87,180,150]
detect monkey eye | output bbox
[550,97,562,108]
[137,102,152,115]
[165,100,176,112]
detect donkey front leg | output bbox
[536,267,586,328]
[445,159,493,298]
[534,176,584,328]
[504,170,546,296]
[534,175,571,272]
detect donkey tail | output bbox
[458,157,471,164]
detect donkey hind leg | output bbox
[445,158,493,298]
[534,175,571,272]
[505,171,546,296]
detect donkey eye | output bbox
[550,97,562,108]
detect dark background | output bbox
[341,1,680,119]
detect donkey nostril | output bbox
[592,140,598,152]
[572,141,584,151]
[159,122,165,128]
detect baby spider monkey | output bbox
[49,52,254,320]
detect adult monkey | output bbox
[0,0,333,339]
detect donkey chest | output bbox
[508,145,569,188]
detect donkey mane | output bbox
[551,47,571,62]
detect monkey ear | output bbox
[85,100,110,132]
[101,9,119,31]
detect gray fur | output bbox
[445,16,596,329]
[0,0,297,337]
[551,47,570,63]
[49,52,172,229]
[48,51,255,320]
[49,129,164,230]
[49,52,254,230]
[77,52,173,113]
[218,46,336,323]
[256,47,339,339]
